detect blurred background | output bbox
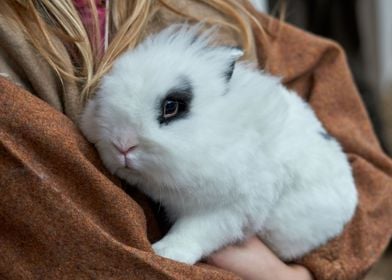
[250,0,392,279]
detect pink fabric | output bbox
[74,0,106,49]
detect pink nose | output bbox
[113,144,138,155]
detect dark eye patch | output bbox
[158,79,193,125]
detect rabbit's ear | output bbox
[222,47,244,82]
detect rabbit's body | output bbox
[80,25,357,265]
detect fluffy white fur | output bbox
[80,25,358,265]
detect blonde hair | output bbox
[0,0,266,101]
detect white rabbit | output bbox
[80,25,358,265]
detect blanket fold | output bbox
[0,78,239,279]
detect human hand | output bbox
[206,236,314,280]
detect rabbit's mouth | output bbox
[110,141,141,171]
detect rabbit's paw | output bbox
[153,239,202,265]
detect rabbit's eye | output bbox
[158,79,193,125]
[158,95,191,125]
[163,100,179,118]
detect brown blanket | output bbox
[0,3,391,279]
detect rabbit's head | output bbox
[80,25,243,191]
